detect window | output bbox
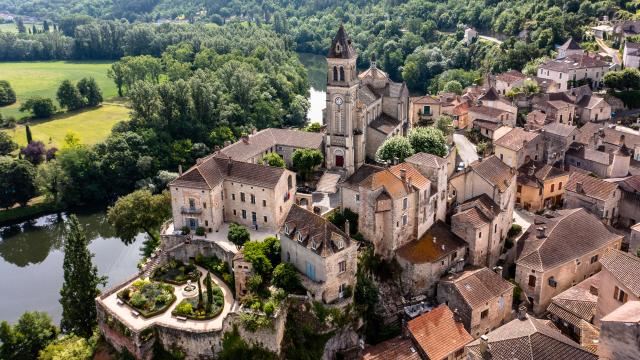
[517,185,522,193]
[264,216,268,223]
[333,66,338,81]
[240,193,245,202]
[528,275,536,287]
[188,198,196,209]
[250,194,256,204]
[242,210,247,219]
[339,261,347,273]
[355,194,360,202]
[551,184,555,192]
[339,66,345,81]
[232,194,236,201]
[494,224,497,233]
[233,209,237,216]
[478,232,482,238]
[422,105,431,115]
[402,214,408,225]
[500,153,503,160]
[481,309,489,319]
[559,182,563,190]
[403,198,408,210]
[262,200,266,207]
[339,283,347,297]
[203,202,206,209]
[614,286,628,303]
[590,255,598,264]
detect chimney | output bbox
[227,156,232,174]
[517,306,528,320]
[344,219,350,238]
[223,140,231,147]
[196,158,203,165]
[575,181,583,193]
[536,226,546,238]
[251,128,257,135]
[407,177,412,190]
[479,335,490,356]
[178,165,183,176]
[399,168,407,181]
[241,135,250,144]
[620,134,626,145]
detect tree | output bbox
[77,77,103,107]
[60,215,107,338]
[0,311,58,360]
[209,126,235,147]
[108,62,126,97]
[20,97,55,118]
[292,148,323,180]
[63,131,82,149]
[205,272,213,313]
[16,18,26,33]
[435,115,455,136]
[442,80,463,95]
[0,80,17,106]
[262,236,280,266]
[228,223,250,247]
[408,127,448,157]
[20,141,47,165]
[57,80,84,111]
[107,189,171,245]
[242,240,273,277]
[304,122,322,132]
[272,263,301,293]
[37,160,65,205]
[0,132,17,155]
[260,152,285,168]
[43,20,50,33]
[39,333,96,360]
[375,136,414,163]
[604,68,640,90]
[0,156,37,208]
[25,125,33,144]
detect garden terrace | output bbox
[152,259,200,285]
[172,286,225,320]
[117,280,176,318]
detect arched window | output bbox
[339,66,345,81]
[287,174,293,189]
[333,66,338,81]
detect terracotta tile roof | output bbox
[494,127,540,151]
[577,122,640,149]
[361,337,420,360]
[546,99,574,110]
[360,169,408,199]
[453,207,491,228]
[542,122,577,138]
[407,304,473,360]
[577,95,606,109]
[496,70,526,84]
[339,164,384,190]
[600,249,640,297]
[620,175,640,193]
[468,155,515,193]
[566,171,618,201]
[473,119,502,130]
[369,113,400,135]
[396,221,467,264]
[281,205,351,258]
[389,163,430,190]
[406,152,447,168]
[440,267,514,309]
[466,315,598,360]
[478,87,501,101]
[539,53,609,72]
[516,209,622,272]
[218,128,324,161]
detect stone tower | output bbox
[325,25,361,175]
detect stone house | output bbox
[565,143,630,178]
[540,122,579,165]
[233,249,254,299]
[493,127,544,168]
[623,42,640,68]
[472,120,511,141]
[438,93,471,129]
[557,38,584,59]
[564,171,621,225]
[409,95,442,126]
[437,267,514,338]
[280,205,357,304]
[533,99,576,125]
[575,94,612,123]
[515,209,623,315]
[338,164,384,213]
[525,110,548,131]
[407,304,473,359]
[595,249,640,324]
[629,223,640,255]
[468,105,516,130]
[218,128,324,167]
[405,152,449,223]
[169,154,296,233]
[493,70,526,95]
[577,122,640,160]
[516,162,569,211]
[395,221,467,296]
[598,301,640,360]
[464,27,478,45]
[466,309,597,360]
[537,53,612,91]
[616,175,640,227]
[476,87,518,115]
[449,156,517,268]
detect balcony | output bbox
[181,206,202,215]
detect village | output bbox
[89,23,640,360]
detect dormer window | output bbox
[297,232,304,243]
[335,238,345,250]
[311,240,319,251]
[335,43,341,54]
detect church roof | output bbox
[560,37,582,51]
[369,113,401,135]
[328,24,356,59]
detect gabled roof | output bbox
[494,127,540,152]
[469,105,511,119]
[389,163,430,190]
[467,155,515,192]
[466,315,597,360]
[478,87,501,101]
[410,95,441,105]
[518,162,567,188]
[600,249,640,297]
[406,152,447,169]
[396,221,467,264]
[218,128,323,161]
[282,205,351,258]
[440,267,514,309]
[566,171,618,201]
[339,164,384,190]
[327,24,355,59]
[542,122,577,138]
[600,300,640,324]
[516,209,622,272]
[539,53,609,72]
[560,37,582,51]
[496,70,526,84]
[407,304,473,360]
[360,162,428,199]
[619,175,640,193]
[548,273,601,327]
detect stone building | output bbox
[493,70,526,95]
[233,249,254,299]
[338,164,383,213]
[280,205,357,304]
[395,221,467,296]
[595,249,640,324]
[564,171,621,225]
[218,128,324,167]
[409,95,442,126]
[623,41,640,68]
[437,267,514,338]
[169,154,296,233]
[516,161,568,211]
[598,301,640,360]
[407,304,473,360]
[557,38,584,59]
[537,53,612,91]
[565,143,630,178]
[466,308,597,360]
[577,122,640,160]
[515,209,623,315]
[630,223,640,256]
[616,175,640,228]
[405,152,449,222]
[324,25,409,175]
[493,127,544,168]
[360,337,420,360]
[540,122,579,165]
[533,99,576,125]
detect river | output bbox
[298,53,327,124]
[0,212,144,324]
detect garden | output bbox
[172,273,225,320]
[152,259,200,285]
[117,279,176,318]
[194,253,234,290]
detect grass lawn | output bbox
[2,104,130,147]
[0,61,117,119]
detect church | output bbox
[324,25,410,176]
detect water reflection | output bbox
[298,53,327,124]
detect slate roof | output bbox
[494,127,540,151]
[466,315,598,360]
[542,122,577,138]
[361,337,420,360]
[467,155,515,192]
[406,152,447,169]
[282,205,351,258]
[339,164,384,190]
[560,37,582,51]
[566,171,618,201]
[369,113,400,135]
[407,304,473,360]
[396,221,467,264]
[328,24,355,59]
[600,248,640,297]
[440,267,514,310]
[516,209,622,272]
[218,128,324,161]
[539,53,609,72]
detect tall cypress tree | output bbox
[59,215,106,338]
[197,276,204,310]
[25,125,32,144]
[205,272,213,314]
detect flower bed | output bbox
[194,254,234,290]
[152,259,200,285]
[117,279,176,318]
[171,286,225,320]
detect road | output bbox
[595,37,621,65]
[478,34,503,45]
[453,133,479,166]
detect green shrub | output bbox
[181,226,190,234]
[228,223,250,246]
[130,293,148,308]
[263,301,276,317]
[175,302,193,316]
[272,263,301,293]
[196,226,206,236]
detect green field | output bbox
[0,61,118,119]
[3,104,130,147]
[0,22,44,34]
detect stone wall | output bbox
[163,235,235,268]
[322,328,359,360]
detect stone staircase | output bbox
[140,250,167,278]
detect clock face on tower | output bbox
[335,96,344,106]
